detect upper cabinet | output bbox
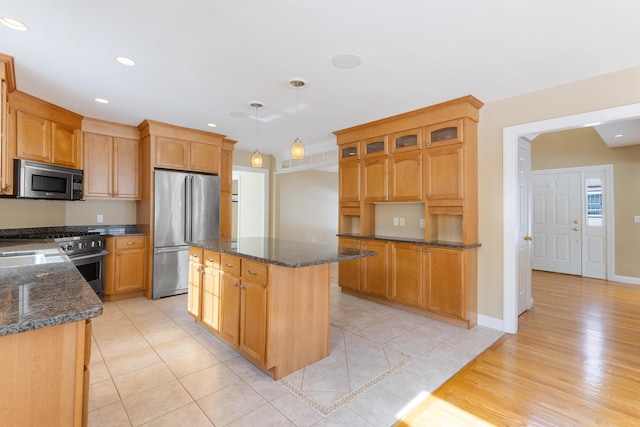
[82,118,141,200]
[334,95,482,244]
[0,55,13,195]
[154,135,220,174]
[8,92,82,169]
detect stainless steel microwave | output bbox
[13,159,84,200]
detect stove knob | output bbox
[91,241,96,248]
[66,244,74,251]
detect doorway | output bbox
[531,166,610,279]
[502,103,640,334]
[232,167,269,239]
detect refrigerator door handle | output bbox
[185,175,192,243]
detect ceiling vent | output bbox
[276,148,338,174]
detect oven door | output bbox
[70,250,109,298]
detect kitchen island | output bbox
[0,242,103,427]
[189,238,375,379]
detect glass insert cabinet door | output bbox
[362,136,388,157]
[391,128,422,153]
[425,119,464,147]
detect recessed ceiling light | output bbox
[116,56,136,66]
[94,98,109,104]
[614,133,624,138]
[332,53,362,69]
[207,123,217,128]
[0,17,28,31]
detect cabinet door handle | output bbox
[116,252,120,256]
[425,249,430,253]
[391,195,395,200]
[233,280,238,287]
[383,195,387,200]
[44,156,50,161]
[425,194,431,198]
[54,158,59,163]
[240,285,245,289]
[247,269,259,275]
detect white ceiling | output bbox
[2,0,640,158]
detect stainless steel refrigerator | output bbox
[153,169,220,299]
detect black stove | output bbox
[3,231,106,257]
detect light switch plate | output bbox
[393,217,398,226]
[635,216,640,223]
[420,218,425,228]
[97,214,104,223]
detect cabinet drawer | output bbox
[115,236,145,250]
[203,250,221,269]
[221,254,242,276]
[242,260,267,286]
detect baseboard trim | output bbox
[611,274,640,285]
[477,314,504,332]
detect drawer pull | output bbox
[192,254,199,258]
[247,269,259,275]
[225,263,234,267]
[126,241,135,245]
[207,258,214,262]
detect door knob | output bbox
[523,235,533,241]
[573,227,579,231]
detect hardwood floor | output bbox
[397,270,640,426]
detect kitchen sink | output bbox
[0,252,46,268]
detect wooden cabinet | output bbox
[389,151,422,201]
[187,248,203,319]
[219,269,241,345]
[339,159,360,202]
[220,147,233,193]
[391,128,422,153]
[105,236,147,300]
[220,192,232,239]
[13,109,81,168]
[201,251,221,330]
[361,240,389,297]
[339,141,359,160]
[155,135,220,173]
[0,59,11,195]
[390,243,424,308]
[215,253,267,364]
[83,132,140,199]
[423,143,464,203]
[0,319,91,427]
[425,119,463,147]
[361,135,387,158]
[424,247,465,319]
[362,157,388,202]
[338,238,361,291]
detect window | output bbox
[586,178,603,226]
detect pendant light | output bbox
[289,79,306,160]
[250,102,263,168]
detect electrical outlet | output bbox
[393,217,399,226]
[97,214,103,223]
[399,218,405,226]
[420,218,425,228]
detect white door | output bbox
[517,139,532,314]
[532,171,582,275]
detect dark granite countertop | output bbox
[0,242,103,337]
[192,238,377,268]
[337,233,481,249]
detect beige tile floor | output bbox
[89,283,502,427]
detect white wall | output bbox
[275,170,338,245]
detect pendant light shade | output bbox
[289,79,306,160]
[291,138,304,159]
[250,102,263,168]
[251,150,263,167]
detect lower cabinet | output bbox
[390,243,424,308]
[0,319,92,427]
[361,240,389,298]
[338,239,476,327]
[199,251,268,366]
[105,235,147,300]
[337,238,361,291]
